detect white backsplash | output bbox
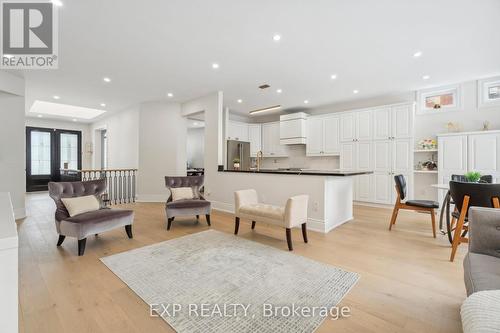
[259,145,340,170]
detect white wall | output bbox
[25,117,93,169]
[187,127,205,168]
[137,101,187,201]
[182,92,224,201]
[0,71,25,219]
[91,105,140,169]
[413,79,500,199]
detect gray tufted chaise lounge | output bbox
[164,175,211,230]
[48,179,134,256]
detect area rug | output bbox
[100,230,359,333]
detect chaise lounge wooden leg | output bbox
[196,215,199,219]
[167,217,173,230]
[57,235,65,246]
[125,225,133,238]
[234,217,240,235]
[251,221,256,229]
[301,223,308,243]
[205,214,211,226]
[286,228,293,251]
[78,238,87,256]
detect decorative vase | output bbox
[233,163,240,170]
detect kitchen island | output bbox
[208,168,373,233]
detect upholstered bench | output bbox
[234,189,309,251]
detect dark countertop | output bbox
[219,169,373,176]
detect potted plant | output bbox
[233,158,240,170]
[465,171,482,183]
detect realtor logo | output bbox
[1,0,58,68]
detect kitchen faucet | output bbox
[256,150,263,171]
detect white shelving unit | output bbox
[413,169,438,174]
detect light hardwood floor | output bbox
[18,193,466,333]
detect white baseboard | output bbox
[14,207,26,220]
[136,194,168,203]
[354,201,392,209]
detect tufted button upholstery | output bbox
[165,175,204,202]
[239,203,285,221]
[48,179,106,221]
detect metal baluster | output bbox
[127,170,131,203]
[132,170,136,202]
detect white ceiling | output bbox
[28,100,106,121]
[18,0,500,121]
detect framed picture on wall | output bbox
[416,84,463,115]
[478,76,500,108]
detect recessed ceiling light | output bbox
[330,74,337,80]
[167,92,174,98]
[422,75,430,80]
[273,34,281,41]
[52,0,63,6]
[237,99,242,103]
[37,114,43,118]
[276,89,282,93]
[103,77,111,83]
[53,95,60,100]
[304,100,309,104]
[212,63,219,69]
[413,51,423,58]
[249,105,281,115]
[193,122,198,126]
[72,119,77,122]
[353,90,359,94]
[100,103,106,107]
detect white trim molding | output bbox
[478,76,500,108]
[417,84,463,115]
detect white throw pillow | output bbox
[171,187,194,201]
[61,195,100,217]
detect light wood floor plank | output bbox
[18,193,465,332]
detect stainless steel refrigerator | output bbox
[227,140,251,170]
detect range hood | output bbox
[280,112,308,145]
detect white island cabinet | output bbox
[212,170,372,233]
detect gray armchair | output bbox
[164,175,211,230]
[48,179,134,256]
[464,207,500,296]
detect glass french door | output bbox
[26,127,82,192]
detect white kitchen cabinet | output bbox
[373,107,392,140]
[306,115,340,156]
[392,139,412,173]
[373,140,392,172]
[438,135,468,176]
[340,111,372,142]
[306,117,323,155]
[227,121,249,141]
[248,124,262,157]
[356,110,373,141]
[340,113,356,142]
[323,116,340,154]
[373,172,393,204]
[392,104,413,139]
[356,142,372,170]
[340,142,355,170]
[373,104,413,141]
[356,174,373,202]
[468,133,500,176]
[262,122,288,157]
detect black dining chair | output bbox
[449,181,500,262]
[389,175,440,237]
